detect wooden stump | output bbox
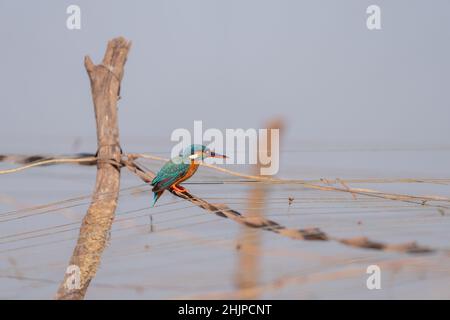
[55,37,131,300]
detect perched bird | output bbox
[151,144,227,206]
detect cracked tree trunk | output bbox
[55,37,131,300]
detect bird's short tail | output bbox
[152,191,163,207]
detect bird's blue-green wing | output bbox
[151,158,190,193]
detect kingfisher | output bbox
[151,144,227,206]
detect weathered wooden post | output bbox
[234,118,284,299]
[56,37,131,299]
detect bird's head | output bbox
[181,144,227,162]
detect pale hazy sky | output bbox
[1,0,449,153]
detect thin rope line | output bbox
[0,157,97,175]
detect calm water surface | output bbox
[1,137,449,299]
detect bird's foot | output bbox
[171,185,187,193]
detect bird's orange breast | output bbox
[174,162,199,185]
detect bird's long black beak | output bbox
[210,152,228,159]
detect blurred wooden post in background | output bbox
[234,118,284,299]
[55,37,131,300]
